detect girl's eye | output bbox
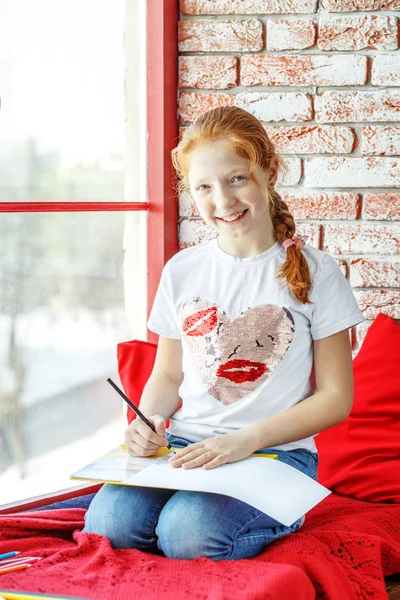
[196,184,209,191]
[232,175,246,183]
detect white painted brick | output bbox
[267,19,316,51]
[321,0,400,10]
[318,15,398,51]
[179,92,235,122]
[353,321,371,351]
[277,158,302,186]
[178,19,264,52]
[350,258,400,288]
[267,125,356,154]
[324,223,400,255]
[241,55,367,87]
[362,126,400,156]
[282,191,360,219]
[235,92,313,122]
[363,193,400,220]
[294,223,321,248]
[181,0,318,14]
[354,289,400,319]
[179,56,238,90]
[179,219,217,249]
[304,157,400,188]
[315,90,400,123]
[179,192,198,219]
[372,55,400,86]
[336,259,348,277]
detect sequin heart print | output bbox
[180,298,295,406]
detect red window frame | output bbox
[147,0,179,341]
[0,0,178,512]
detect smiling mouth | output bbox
[216,209,248,223]
[216,359,267,383]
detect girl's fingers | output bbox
[131,435,159,451]
[168,446,199,465]
[168,446,193,463]
[136,421,169,446]
[202,455,227,470]
[126,437,160,456]
[170,449,214,469]
[125,421,167,448]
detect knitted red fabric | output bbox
[0,494,399,600]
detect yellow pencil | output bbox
[0,591,99,599]
[0,564,31,576]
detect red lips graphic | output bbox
[216,359,268,384]
[182,306,218,336]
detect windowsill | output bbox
[0,482,102,514]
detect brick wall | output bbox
[176,0,400,351]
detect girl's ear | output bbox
[268,158,279,187]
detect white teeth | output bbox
[221,211,245,222]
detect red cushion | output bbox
[117,340,157,424]
[316,313,400,503]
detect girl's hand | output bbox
[124,414,170,457]
[169,430,255,470]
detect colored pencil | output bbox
[0,554,20,563]
[0,558,40,565]
[0,558,40,569]
[0,591,102,599]
[0,564,31,575]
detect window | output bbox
[0,0,143,506]
[0,0,125,204]
[0,211,128,503]
[0,0,178,510]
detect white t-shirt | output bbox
[147,239,365,452]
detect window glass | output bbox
[0,212,128,504]
[0,0,125,202]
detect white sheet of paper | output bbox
[71,452,164,482]
[71,447,330,526]
[125,456,330,526]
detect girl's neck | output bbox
[217,228,277,259]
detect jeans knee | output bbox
[156,520,217,560]
[83,484,158,550]
[83,485,128,548]
[155,491,302,561]
[156,495,231,561]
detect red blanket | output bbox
[0,494,399,600]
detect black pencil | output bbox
[107,377,172,450]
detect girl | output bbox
[84,106,364,560]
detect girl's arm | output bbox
[245,328,354,451]
[168,328,355,471]
[139,336,184,421]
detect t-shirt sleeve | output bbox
[310,253,365,340]
[147,260,181,339]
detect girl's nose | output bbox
[214,187,236,211]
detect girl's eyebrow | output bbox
[194,167,248,186]
[225,167,248,177]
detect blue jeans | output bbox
[82,433,318,561]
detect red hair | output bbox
[171,106,312,304]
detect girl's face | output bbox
[187,140,276,251]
